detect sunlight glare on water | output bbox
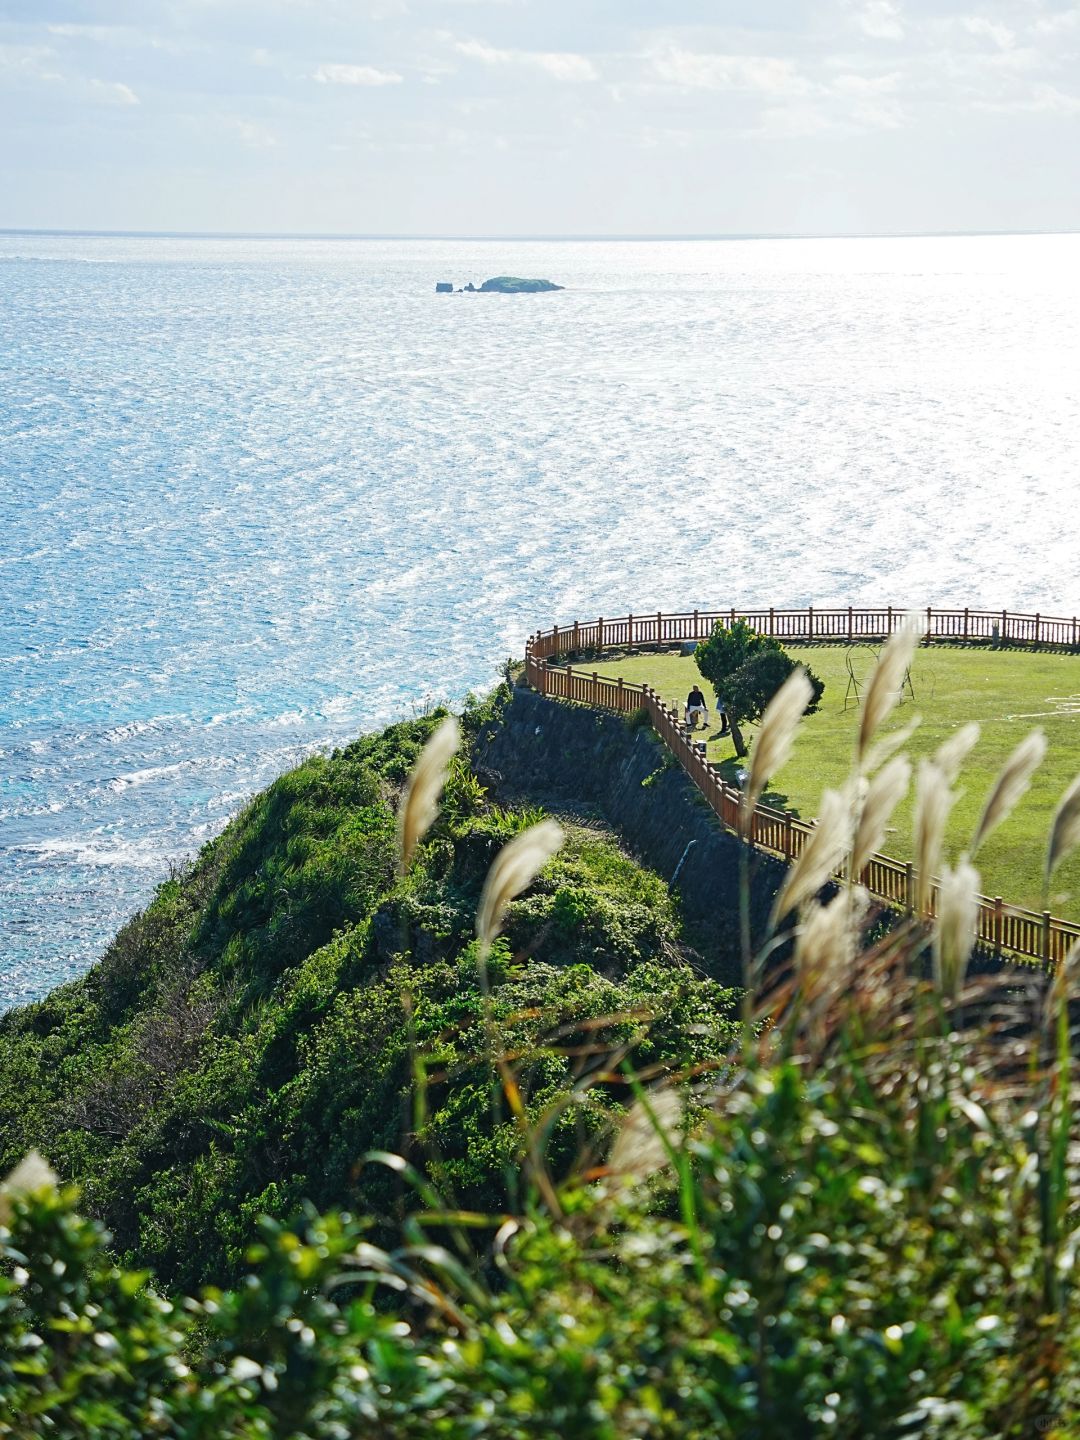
[1,232,1079,1003]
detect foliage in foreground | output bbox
[3,939,1080,1440]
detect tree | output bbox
[723,650,825,759]
[694,618,782,701]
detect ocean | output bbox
[2,231,1079,1006]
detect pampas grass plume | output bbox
[934,722,981,785]
[476,818,564,955]
[971,729,1046,858]
[608,1087,684,1182]
[858,618,919,762]
[745,666,813,814]
[914,758,952,917]
[933,857,980,999]
[773,788,851,922]
[0,1150,59,1224]
[1047,773,1080,882]
[852,754,911,875]
[398,716,461,874]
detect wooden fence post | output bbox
[1043,910,1052,967]
[784,812,793,861]
[887,604,893,637]
[1001,609,1007,645]
[808,605,814,640]
[1035,613,1041,646]
[963,607,969,642]
[597,617,604,650]
[693,608,699,639]
[769,606,775,638]
[626,612,633,649]
[925,605,932,645]
[994,896,1003,953]
[847,605,853,644]
[656,610,662,651]
[905,862,914,914]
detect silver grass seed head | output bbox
[1047,773,1080,882]
[858,618,919,763]
[933,856,980,1000]
[476,818,564,954]
[795,891,854,1001]
[971,729,1047,858]
[934,722,981,786]
[608,1087,685,1182]
[852,754,911,876]
[773,788,852,923]
[0,1150,59,1225]
[914,758,953,918]
[398,716,461,874]
[745,666,813,814]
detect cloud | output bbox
[313,62,403,86]
[961,16,1015,51]
[856,2,905,42]
[454,38,598,81]
[90,78,139,106]
[650,47,813,98]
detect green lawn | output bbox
[589,645,1080,919]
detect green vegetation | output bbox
[4,672,1080,1435]
[592,644,1080,916]
[5,901,1080,1435]
[0,692,737,1292]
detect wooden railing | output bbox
[524,605,1080,968]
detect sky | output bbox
[1,0,1078,235]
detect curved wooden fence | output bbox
[524,605,1080,968]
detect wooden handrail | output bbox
[524,605,1080,968]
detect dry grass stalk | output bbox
[852,755,911,875]
[934,722,981,785]
[0,1150,59,1224]
[744,667,813,816]
[773,788,851,922]
[608,1086,684,1182]
[913,759,953,917]
[398,716,461,874]
[970,729,1047,858]
[933,857,980,999]
[1046,773,1080,882]
[476,819,564,956]
[857,618,919,763]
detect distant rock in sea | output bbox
[479,276,564,293]
[435,276,564,294]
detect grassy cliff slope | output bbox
[0,687,737,1290]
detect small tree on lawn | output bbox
[724,650,825,759]
[694,618,781,699]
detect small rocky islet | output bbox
[435,275,564,294]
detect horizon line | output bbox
[2,225,1079,244]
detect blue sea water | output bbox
[2,231,1079,1007]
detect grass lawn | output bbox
[589,644,1080,920]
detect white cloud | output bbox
[454,38,598,81]
[90,78,139,106]
[856,2,905,42]
[313,63,403,86]
[962,16,1015,50]
[228,118,277,147]
[651,48,813,98]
